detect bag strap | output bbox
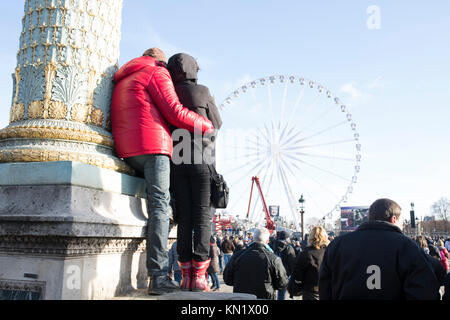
[208,164,218,177]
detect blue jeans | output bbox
[223,253,233,266]
[126,154,171,277]
[209,272,220,289]
[218,254,224,273]
[277,288,287,300]
[173,270,182,284]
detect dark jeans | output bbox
[125,154,171,277]
[171,163,212,262]
[209,272,220,289]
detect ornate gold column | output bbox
[0,0,131,174]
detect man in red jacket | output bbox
[111,48,214,295]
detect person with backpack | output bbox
[223,227,288,299]
[271,231,296,300]
[288,226,329,300]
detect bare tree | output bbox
[431,197,450,222]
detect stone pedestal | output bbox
[0,161,150,300]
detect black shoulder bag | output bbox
[208,165,229,209]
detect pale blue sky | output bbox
[1,1,449,223]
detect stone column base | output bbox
[0,161,153,300]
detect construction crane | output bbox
[246,176,276,233]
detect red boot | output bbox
[178,260,192,291]
[192,259,211,292]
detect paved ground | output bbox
[112,273,249,300]
[112,273,302,300]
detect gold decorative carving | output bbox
[0,149,133,175]
[13,67,21,106]
[43,61,58,118]
[90,108,104,127]
[48,100,67,119]
[70,103,90,123]
[105,115,112,132]
[0,126,114,148]
[10,103,25,123]
[27,100,45,119]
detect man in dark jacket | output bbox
[319,198,440,300]
[271,231,297,300]
[223,227,288,300]
[443,272,450,300]
[221,236,235,267]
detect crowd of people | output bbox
[110,47,449,300]
[220,199,450,300]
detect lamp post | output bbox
[299,195,305,241]
[410,202,416,235]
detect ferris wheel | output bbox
[215,75,361,230]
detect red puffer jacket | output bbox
[111,56,214,159]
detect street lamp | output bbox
[410,202,416,231]
[299,195,305,241]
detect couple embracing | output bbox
[111,48,222,295]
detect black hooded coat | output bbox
[166,53,223,262]
[167,53,222,165]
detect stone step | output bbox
[112,289,256,300]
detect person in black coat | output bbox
[319,198,440,300]
[271,231,297,300]
[443,272,450,300]
[223,227,288,300]
[289,226,329,300]
[414,235,446,287]
[167,53,223,292]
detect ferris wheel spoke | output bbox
[287,138,355,151]
[285,120,348,148]
[300,93,322,117]
[281,157,343,200]
[281,85,306,141]
[221,144,264,152]
[278,94,323,147]
[277,166,299,225]
[220,151,266,163]
[263,123,275,146]
[267,82,276,130]
[287,151,355,162]
[284,153,352,182]
[246,133,271,151]
[246,126,272,147]
[225,155,269,187]
[276,163,300,230]
[278,82,289,129]
[222,150,269,176]
[300,103,335,133]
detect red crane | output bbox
[246,176,276,233]
[212,214,234,232]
